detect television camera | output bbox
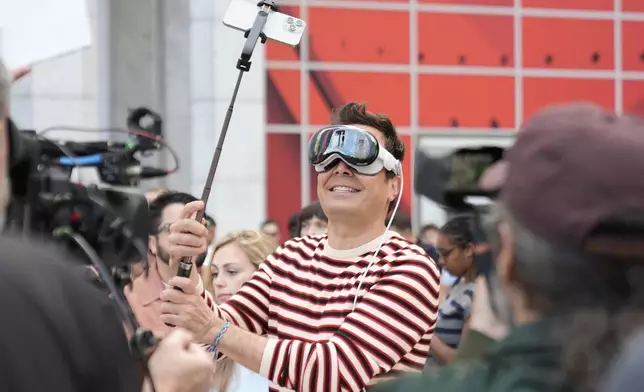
[6,107,177,267]
[414,145,506,278]
[5,108,178,368]
[414,144,517,321]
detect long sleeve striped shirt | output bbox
[203,231,440,392]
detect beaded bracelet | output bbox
[209,321,231,358]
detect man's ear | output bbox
[388,175,401,202]
[148,235,157,256]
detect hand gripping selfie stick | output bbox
[173,1,277,283]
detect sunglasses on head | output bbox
[308,125,402,176]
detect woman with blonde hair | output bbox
[201,230,278,392]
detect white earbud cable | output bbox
[352,171,404,311]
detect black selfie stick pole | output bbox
[173,0,276,282]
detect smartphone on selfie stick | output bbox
[170,0,305,296]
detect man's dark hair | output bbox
[288,212,300,238]
[331,102,406,165]
[299,202,327,225]
[148,191,198,235]
[391,213,412,232]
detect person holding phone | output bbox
[158,103,440,392]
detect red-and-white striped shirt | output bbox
[205,231,440,392]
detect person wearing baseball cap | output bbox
[374,102,644,392]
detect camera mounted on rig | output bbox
[414,145,507,278]
[414,145,505,212]
[4,111,173,364]
[4,107,176,268]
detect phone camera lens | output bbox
[295,19,303,27]
[288,25,296,31]
[287,17,294,23]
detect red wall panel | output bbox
[523,18,613,69]
[623,22,644,71]
[523,78,615,119]
[266,133,302,236]
[419,0,512,5]
[623,0,644,11]
[418,13,514,67]
[266,70,301,124]
[624,81,644,117]
[419,75,515,128]
[308,71,411,126]
[308,8,410,64]
[523,0,612,10]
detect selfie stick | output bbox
[174,0,277,282]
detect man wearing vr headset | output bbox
[372,103,644,392]
[159,102,441,391]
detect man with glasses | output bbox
[158,103,441,392]
[125,191,212,337]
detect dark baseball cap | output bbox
[481,102,644,251]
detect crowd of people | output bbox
[2,56,644,392]
[130,186,463,392]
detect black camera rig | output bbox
[5,107,176,265]
[414,145,506,278]
[4,108,177,372]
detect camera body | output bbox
[5,109,167,268]
[414,146,505,277]
[24,167,149,268]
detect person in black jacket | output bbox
[0,236,215,392]
[0,236,143,392]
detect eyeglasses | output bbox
[155,223,173,235]
[437,248,456,259]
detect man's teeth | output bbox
[331,186,357,192]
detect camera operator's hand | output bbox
[147,329,214,392]
[167,200,209,286]
[159,277,216,343]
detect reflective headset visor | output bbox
[308,125,400,176]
